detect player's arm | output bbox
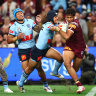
[59,23,76,40]
[33,15,42,33]
[59,29,73,40]
[7,33,25,44]
[33,23,42,33]
[50,26,60,32]
[7,35,18,44]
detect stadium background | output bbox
[0,47,96,81]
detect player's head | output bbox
[13,8,24,21]
[46,10,58,24]
[65,8,76,23]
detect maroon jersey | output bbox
[65,19,86,58]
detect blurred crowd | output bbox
[0,0,96,48]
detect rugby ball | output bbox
[59,22,68,32]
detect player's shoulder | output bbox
[25,19,36,25]
[45,22,54,28]
[10,22,17,30]
[68,19,79,29]
[26,18,34,22]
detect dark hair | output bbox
[76,10,80,14]
[58,6,64,10]
[65,8,76,16]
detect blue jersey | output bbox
[36,22,55,49]
[9,19,36,49]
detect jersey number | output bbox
[21,33,32,42]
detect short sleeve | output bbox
[68,23,77,33]
[9,25,16,36]
[47,24,54,29]
[29,19,36,28]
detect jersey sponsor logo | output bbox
[9,29,13,33]
[21,33,32,42]
[68,24,76,29]
[21,54,26,61]
[47,39,51,44]
[37,56,42,61]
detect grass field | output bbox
[0,85,96,96]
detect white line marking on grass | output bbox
[85,87,96,96]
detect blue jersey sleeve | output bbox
[28,19,36,29]
[47,24,54,29]
[9,24,16,36]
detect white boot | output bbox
[4,88,13,93]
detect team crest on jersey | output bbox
[27,24,31,30]
[27,24,30,28]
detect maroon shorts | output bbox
[64,46,85,59]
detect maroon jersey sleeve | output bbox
[67,22,77,33]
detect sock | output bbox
[43,81,48,87]
[19,71,29,87]
[76,80,82,87]
[52,61,62,75]
[3,81,8,90]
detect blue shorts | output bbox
[18,48,31,62]
[30,45,50,62]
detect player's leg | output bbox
[63,51,85,93]
[73,57,82,72]
[18,59,37,92]
[17,49,32,92]
[63,50,79,81]
[45,47,64,78]
[72,57,85,93]
[0,58,13,93]
[36,61,53,92]
[16,60,29,92]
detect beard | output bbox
[17,19,24,21]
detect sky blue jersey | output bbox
[9,19,36,49]
[36,22,56,50]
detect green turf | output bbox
[0,85,96,96]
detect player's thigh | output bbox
[73,57,82,72]
[45,47,63,62]
[21,60,29,70]
[63,50,75,66]
[28,58,38,69]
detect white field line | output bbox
[85,87,96,96]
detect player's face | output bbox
[65,15,74,23]
[53,16,58,24]
[16,11,24,20]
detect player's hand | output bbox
[36,15,42,23]
[17,33,25,39]
[55,26,60,32]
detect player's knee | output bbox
[58,57,63,63]
[74,68,79,72]
[64,63,71,69]
[36,66,43,72]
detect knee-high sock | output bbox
[19,71,29,87]
[3,81,8,90]
[43,81,48,87]
[52,61,62,75]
